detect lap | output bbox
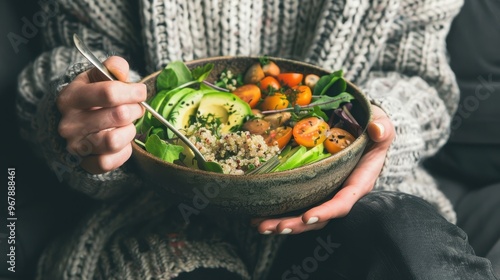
[433,176,500,278]
[454,182,500,257]
[268,191,498,280]
[425,142,500,277]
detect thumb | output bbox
[367,105,395,145]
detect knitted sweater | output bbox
[16,0,464,279]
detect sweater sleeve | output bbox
[360,0,463,190]
[16,0,145,199]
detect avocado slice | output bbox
[196,92,252,134]
[144,89,170,127]
[160,88,196,121]
[167,90,205,135]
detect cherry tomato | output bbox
[324,128,356,154]
[277,73,304,87]
[259,93,289,111]
[232,84,262,108]
[259,76,281,95]
[264,126,293,149]
[292,117,330,148]
[289,85,312,106]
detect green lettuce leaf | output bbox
[145,134,184,163]
[156,61,193,91]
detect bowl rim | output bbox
[132,55,372,178]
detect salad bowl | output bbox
[131,56,372,217]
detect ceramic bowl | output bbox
[131,56,372,217]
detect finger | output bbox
[67,124,137,156]
[256,216,328,235]
[301,183,371,225]
[58,82,146,112]
[367,106,395,144]
[301,128,391,224]
[79,143,133,174]
[58,103,144,139]
[87,56,130,82]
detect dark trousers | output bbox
[268,190,498,280]
[426,142,500,278]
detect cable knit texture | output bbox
[16,0,464,279]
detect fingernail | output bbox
[373,122,385,138]
[280,228,292,235]
[306,217,319,225]
[262,230,272,235]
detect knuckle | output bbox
[111,105,132,124]
[104,132,125,152]
[100,83,119,104]
[57,121,72,139]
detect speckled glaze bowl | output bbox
[131,56,372,217]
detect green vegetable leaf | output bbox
[150,127,168,140]
[310,105,329,120]
[157,61,193,91]
[259,55,270,65]
[313,70,346,96]
[135,114,146,133]
[291,105,329,122]
[310,92,355,111]
[145,134,184,163]
[191,63,214,82]
[156,68,177,92]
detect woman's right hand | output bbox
[57,56,147,174]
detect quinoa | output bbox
[183,125,280,175]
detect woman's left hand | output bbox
[253,105,395,235]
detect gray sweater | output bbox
[16,0,464,279]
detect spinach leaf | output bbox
[191,63,214,82]
[310,92,355,111]
[150,127,168,140]
[145,134,184,163]
[292,105,329,121]
[156,61,193,91]
[313,70,346,96]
